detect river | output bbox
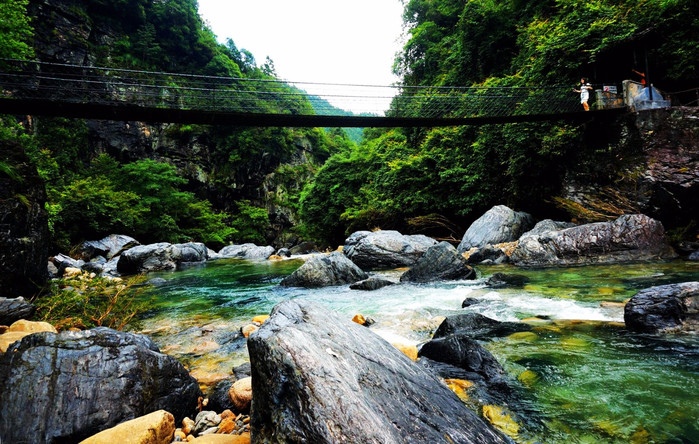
[130,258,699,443]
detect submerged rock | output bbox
[247,299,507,443]
[624,281,699,333]
[511,214,676,267]
[280,252,368,288]
[400,241,476,283]
[0,327,201,443]
[343,230,437,270]
[218,244,274,260]
[457,205,534,253]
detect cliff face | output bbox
[561,107,698,233]
[0,140,49,297]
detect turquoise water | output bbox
[131,258,699,443]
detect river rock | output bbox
[78,234,140,261]
[79,410,175,444]
[289,241,318,255]
[228,377,252,413]
[280,252,368,288]
[624,282,699,333]
[433,313,531,340]
[419,333,506,384]
[457,205,534,253]
[510,214,677,266]
[689,251,699,261]
[343,230,437,269]
[485,273,530,288]
[400,241,476,283]
[275,247,291,257]
[174,242,208,263]
[0,327,202,443]
[247,299,507,443]
[0,297,36,325]
[193,411,222,436]
[218,243,274,260]
[349,276,396,290]
[116,243,178,274]
[51,252,86,275]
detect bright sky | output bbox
[196,0,406,114]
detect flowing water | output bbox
[130,258,699,443]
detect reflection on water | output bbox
[129,258,699,443]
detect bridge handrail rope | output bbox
[0,58,626,124]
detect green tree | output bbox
[0,0,34,60]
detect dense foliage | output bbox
[0,0,350,252]
[300,0,699,245]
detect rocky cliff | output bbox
[561,106,698,234]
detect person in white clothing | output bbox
[573,77,593,111]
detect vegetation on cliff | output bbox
[1,0,352,252]
[299,0,699,245]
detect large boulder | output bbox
[510,214,676,267]
[400,241,476,283]
[116,242,206,274]
[217,243,274,260]
[624,282,699,333]
[117,243,177,274]
[77,234,140,261]
[173,242,208,263]
[247,300,507,443]
[457,205,534,253]
[343,230,437,270]
[0,139,49,297]
[0,328,202,443]
[0,297,36,325]
[280,252,368,288]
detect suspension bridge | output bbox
[0,59,626,127]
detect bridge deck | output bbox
[0,59,627,127]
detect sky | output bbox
[196,0,406,114]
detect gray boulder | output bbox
[173,242,208,263]
[280,252,368,288]
[689,251,699,261]
[349,276,396,291]
[116,242,178,274]
[457,205,534,253]
[344,230,437,270]
[0,327,201,444]
[247,300,507,443]
[511,214,677,267]
[0,297,35,325]
[418,333,506,384]
[218,243,274,260]
[77,234,139,261]
[624,282,699,333]
[400,241,476,283]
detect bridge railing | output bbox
[0,59,624,120]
